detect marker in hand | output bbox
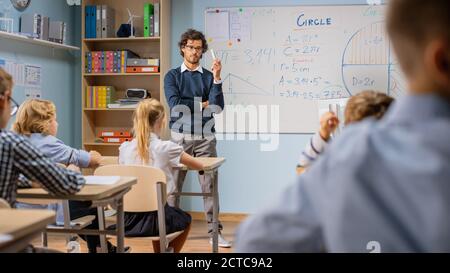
[211,49,217,60]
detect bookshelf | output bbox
[0,31,80,51]
[81,0,171,156]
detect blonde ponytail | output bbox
[132,99,165,164]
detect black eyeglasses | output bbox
[184,45,203,52]
[8,96,19,116]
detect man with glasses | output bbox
[164,29,231,248]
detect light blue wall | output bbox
[0,0,80,146]
[1,0,384,214]
[171,0,381,213]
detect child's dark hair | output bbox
[387,0,450,76]
[178,29,208,57]
[344,91,394,125]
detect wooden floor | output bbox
[31,219,241,253]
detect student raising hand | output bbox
[319,112,340,141]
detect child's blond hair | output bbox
[132,99,166,164]
[12,99,56,136]
[344,91,394,125]
[0,68,13,96]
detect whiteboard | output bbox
[204,5,406,133]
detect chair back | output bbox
[94,165,167,212]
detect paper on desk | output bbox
[84,176,121,185]
[0,234,13,244]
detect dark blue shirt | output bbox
[164,66,224,135]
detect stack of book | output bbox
[98,130,132,144]
[107,98,143,109]
[20,13,66,44]
[85,50,139,74]
[126,58,160,73]
[85,86,116,108]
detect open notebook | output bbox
[84,176,121,185]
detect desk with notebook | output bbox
[17,176,137,253]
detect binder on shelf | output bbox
[49,21,66,44]
[107,103,138,109]
[154,2,160,37]
[85,50,138,74]
[103,137,133,144]
[96,5,102,38]
[91,5,97,38]
[126,58,160,67]
[85,6,91,38]
[126,66,159,73]
[144,3,154,37]
[85,86,116,108]
[62,21,67,44]
[20,13,41,38]
[149,15,155,37]
[99,131,132,138]
[40,16,49,40]
[101,5,115,38]
[85,52,93,73]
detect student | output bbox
[0,68,85,252]
[298,91,394,171]
[236,0,450,252]
[12,99,102,169]
[119,98,204,253]
[10,98,126,253]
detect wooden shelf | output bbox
[84,108,135,111]
[83,37,160,42]
[83,73,160,77]
[0,31,80,51]
[81,0,171,155]
[83,142,122,146]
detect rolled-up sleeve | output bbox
[43,137,91,168]
[208,81,224,113]
[13,138,85,196]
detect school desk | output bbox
[0,209,55,253]
[174,157,226,253]
[17,176,137,253]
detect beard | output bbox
[187,54,201,65]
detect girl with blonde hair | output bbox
[119,98,204,252]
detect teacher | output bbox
[164,29,230,248]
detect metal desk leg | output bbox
[97,206,108,253]
[212,170,219,253]
[116,197,125,253]
[62,200,72,247]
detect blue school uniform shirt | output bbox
[235,94,450,252]
[16,133,91,225]
[28,133,91,168]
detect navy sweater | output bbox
[164,67,224,135]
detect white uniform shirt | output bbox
[119,133,184,193]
